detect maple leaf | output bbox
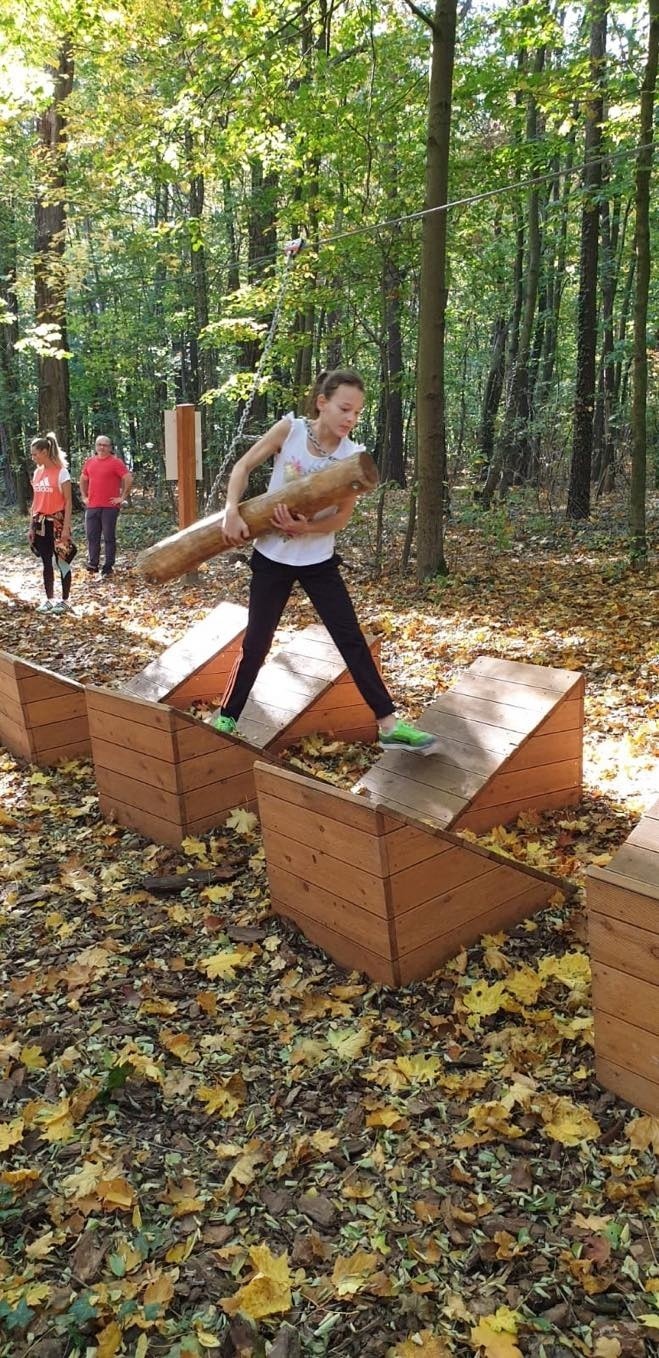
[539,1096,601,1145]
[143,1271,176,1311]
[38,1099,75,1143]
[96,1321,123,1357]
[331,1250,380,1297]
[20,1044,47,1071]
[326,1026,370,1060]
[396,1054,442,1084]
[202,883,234,903]
[221,1243,292,1319]
[181,836,210,859]
[201,945,257,980]
[97,1176,136,1211]
[225,807,258,835]
[159,1029,200,1064]
[0,1118,24,1152]
[196,1075,246,1118]
[470,1307,523,1358]
[626,1114,659,1155]
[389,1333,452,1358]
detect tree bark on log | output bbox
[136,451,379,582]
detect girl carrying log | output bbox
[215,368,438,754]
[28,433,76,613]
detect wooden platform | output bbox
[255,761,565,985]
[354,656,584,833]
[0,650,90,767]
[587,794,659,1115]
[123,601,247,706]
[87,624,381,846]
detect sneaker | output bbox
[212,714,237,736]
[37,599,54,612]
[86,565,99,574]
[379,719,440,756]
[100,568,113,579]
[51,600,72,614]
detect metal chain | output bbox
[203,240,304,512]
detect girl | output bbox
[28,432,75,613]
[215,368,438,754]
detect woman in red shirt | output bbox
[29,433,75,613]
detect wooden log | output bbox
[136,451,379,583]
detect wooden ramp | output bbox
[123,601,247,707]
[354,656,584,834]
[255,761,565,985]
[586,793,659,1116]
[87,625,381,846]
[0,650,89,767]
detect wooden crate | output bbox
[255,761,562,985]
[0,650,90,767]
[354,656,584,833]
[87,625,381,847]
[124,601,248,706]
[587,795,659,1115]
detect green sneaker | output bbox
[212,713,237,736]
[379,719,439,756]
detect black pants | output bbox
[222,549,395,722]
[85,506,120,572]
[31,519,72,601]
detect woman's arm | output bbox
[223,418,291,545]
[271,493,358,539]
[61,479,73,536]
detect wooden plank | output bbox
[424,690,552,736]
[97,794,184,847]
[261,824,387,916]
[587,871,659,918]
[124,601,247,702]
[25,694,87,727]
[455,786,582,834]
[86,687,178,731]
[589,913,659,989]
[31,717,90,756]
[504,728,583,773]
[254,761,381,836]
[395,861,546,954]
[92,737,180,793]
[466,758,581,812]
[185,798,259,836]
[629,817,659,851]
[354,766,468,828]
[32,738,92,766]
[599,843,659,896]
[391,843,496,915]
[183,770,257,822]
[258,794,385,877]
[177,744,256,792]
[0,671,21,703]
[397,880,552,984]
[382,822,447,875]
[0,651,20,679]
[95,766,183,822]
[277,706,377,743]
[592,961,659,1038]
[407,706,519,756]
[0,692,25,725]
[469,656,582,694]
[452,672,572,713]
[86,710,177,760]
[358,749,484,801]
[176,723,241,760]
[272,900,398,984]
[0,719,31,761]
[533,695,583,737]
[17,673,82,702]
[594,1010,659,1090]
[595,1056,659,1117]
[267,864,394,960]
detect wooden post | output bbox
[176,404,197,529]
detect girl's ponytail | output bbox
[305,371,329,417]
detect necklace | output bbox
[304,418,339,458]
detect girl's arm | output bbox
[223,418,291,545]
[271,493,358,539]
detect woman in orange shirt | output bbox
[29,433,75,613]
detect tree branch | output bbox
[403,0,437,33]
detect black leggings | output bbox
[222,549,395,722]
[32,519,72,601]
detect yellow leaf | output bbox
[20,1044,47,1071]
[221,1243,292,1319]
[640,1316,659,1329]
[471,1308,523,1358]
[168,903,192,924]
[96,1321,123,1358]
[326,1027,370,1060]
[309,1130,339,1152]
[593,1340,621,1357]
[39,1100,75,1143]
[97,1176,136,1211]
[225,807,258,834]
[537,951,591,991]
[195,1329,221,1348]
[366,1106,407,1130]
[463,979,508,1020]
[626,1114,659,1155]
[504,967,542,1005]
[143,1272,175,1310]
[0,1118,24,1152]
[289,1038,327,1066]
[197,1076,246,1118]
[390,1332,452,1358]
[395,1054,441,1084]
[201,946,257,980]
[331,1250,379,1297]
[135,1336,149,1358]
[61,1160,105,1198]
[25,1230,56,1259]
[159,1030,199,1064]
[181,837,209,860]
[541,1097,600,1146]
[202,884,235,903]
[166,1234,197,1264]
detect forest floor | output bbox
[0,487,657,1358]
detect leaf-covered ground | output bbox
[0,493,657,1358]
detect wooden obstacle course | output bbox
[255,761,564,985]
[355,656,584,834]
[123,601,247,707]
[87,624,381,846]
[587,795,659,1115]
[0,650,90,767]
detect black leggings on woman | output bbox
[31,518,72,601]
[221,548,395,722]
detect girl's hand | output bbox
[271,504,308,537]
[222,507,251,547]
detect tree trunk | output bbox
[566,0,607,520]
[630,0,659,561]
[0,197,26,506]
[405,0,457,580]
[34,38,74,450]
[382,250,406,486]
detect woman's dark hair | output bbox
[306,368,364,417]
